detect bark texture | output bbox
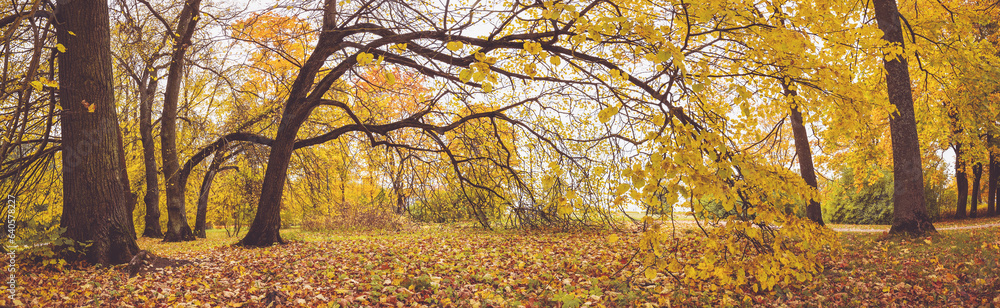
[56,0,140,265]
[161,0,202,242]
[872,0,936,235]
[139,69,162,238]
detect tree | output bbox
[955,143,969,219]
[56,0,139,264]
[161,0,203,242]
[951,107,969,219]
[971,162,983,218]
[872,0,935,235]
[113,1,173,239]
[988,136,998,216]
[138,67,162,238]
[783,83,823,226]
[194,146,239,238]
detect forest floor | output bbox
[14,219,1000,307]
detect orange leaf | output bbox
[81,100,95,113]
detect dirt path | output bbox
[833,223,1000,233]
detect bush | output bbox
[823,168,894,225]
[823,167,945,225]
[408,191,473,224]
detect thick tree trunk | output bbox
[788,101,823,226]
[988,146,998,217]
[955,144,968,219]
[873,0,935,235]
[971,162,983,218]
[238,125,299,247]
[161,0,202,242]
[139,69,162,238]
[56,0,139,265]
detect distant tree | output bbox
[194,146,239,238]
[955,143,970,219]
[951,108,969,219]
[971,162,983,218]
[988,135,998,216]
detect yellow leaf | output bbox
[55,44,66,53]
[384,72,396,85]
[644,267,657,280]
[29,81,43,91]
[609,69,620,80]
[598,106,618,123]
[652,114,664,126]
[523,41,542,55]
[356,52,374,65]
[68,31,77,36]
[655,50,670,62]
[549,56,561,66]
[82,100,95,113]
[41,77,59,89]
[524,63,537,77]
[459,69,472,83]
[391,43,407,53]
[607,234,619,244]
[446,41,463,52]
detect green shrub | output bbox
[823,167,946,225]
[824,168,893,225]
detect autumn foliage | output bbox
[1,0,1000,305]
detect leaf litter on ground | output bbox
[13,222,1000,307]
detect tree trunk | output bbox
[56,0,139,265]
[161,0,202,242]
[195,150,237,238]
[971,162,983,218]
[955,144,968,219]
[238,124,300,247]
[873,0,935,235]
[988,145,998,217]
[139,69,162,238]
[239,0,354,246]
[785,88,823,226]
